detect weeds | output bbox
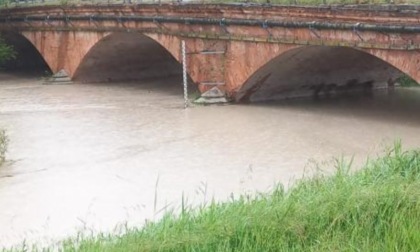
[398,75,419,87]
[0,129,8,165]
[4,143,419,251]
[1,0,419,8]
[0,36,16,67]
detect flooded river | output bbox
[1,73,420,248]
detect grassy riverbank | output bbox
[8,143,417,251]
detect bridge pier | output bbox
[43,69,73,85]
[183,39,230,104]
[21,31,110,79]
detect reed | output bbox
[6,142,419,251]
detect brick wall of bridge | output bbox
[1,4,418,101]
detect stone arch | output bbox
[73,32,192,84]
[364,48,420,84]
[21,31,110,77]
[234,45,418,102]
[1,32,51,74]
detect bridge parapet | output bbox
[0,4,418,48]
[1,4,419,24]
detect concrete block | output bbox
[44,69,73,85]
[201,87,225,98]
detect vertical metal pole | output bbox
[182,40,188,109]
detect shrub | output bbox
[0,129,8,165]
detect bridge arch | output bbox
[1,32,51,74]
[235,45,419,102]
[73,32,192,85]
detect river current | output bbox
[1,73,420,247]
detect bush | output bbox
[0,36,16,67]
[398,75,418,87]
[0,129,8,165]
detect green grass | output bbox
[0,0,419,8]
[237,0,419,3]
[6,142,419,251]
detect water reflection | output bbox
[251,88,420,127]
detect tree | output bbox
[0,35,16,67]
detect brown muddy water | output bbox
[1,73,420,248]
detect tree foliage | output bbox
[0,35,16,66]
[0,129,8,165]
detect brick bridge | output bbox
[0,4,419,102]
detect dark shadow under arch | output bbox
[1,32,51,75]
[236,46,414,102]
[74,32,193,87]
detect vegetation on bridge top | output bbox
[217,0,418,4]
[0,0,419,8]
